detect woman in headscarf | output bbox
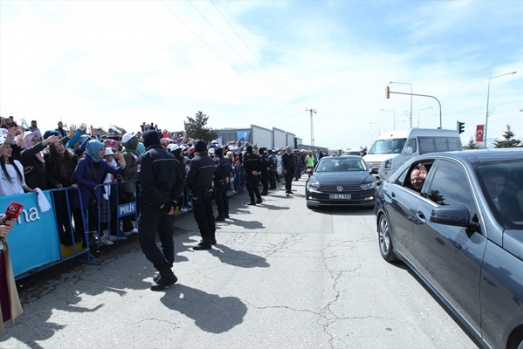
[120,133,140,235]
[73,140,126,248]
[19,131,60,190]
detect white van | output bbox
[363,128,462,183]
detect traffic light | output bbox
[457,121,465,134]
[385,86,390,99]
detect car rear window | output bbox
[418,137,462,154]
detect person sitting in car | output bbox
[409,163,427,192]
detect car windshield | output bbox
[476,160,523,229]
[316,158,367,172]
[367,138,406,155]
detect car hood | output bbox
[312,171,373,185]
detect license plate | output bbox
[329,193,351,200]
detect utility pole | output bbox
[305,108,317,148]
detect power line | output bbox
[158,0,285,104]
[209,0,297,103]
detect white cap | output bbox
[0,137,5,145]
[104,148,115,156]
[0,129,8,138]
[121,133,133,144]
[167,144,179,152]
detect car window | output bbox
[476,161,523,229]
[427,160,473,208]
[316,158,366,172]
[418,137,462,154]
[397,161,433,192]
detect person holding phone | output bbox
[0,217,22,331]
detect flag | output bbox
[476,125,484,142]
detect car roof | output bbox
[321,155,363,159]
[424,148,523,164]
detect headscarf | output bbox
[123,135,139,156]
[85,140,105,163]
[136,142,145,155]
[23,131,44,164]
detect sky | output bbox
[0,0,522,150]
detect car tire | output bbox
[378,213,398,262]
[507,332,523,349]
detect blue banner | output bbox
[1,192,61,276]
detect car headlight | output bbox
[360,181,376,190]
[307,177,320,190]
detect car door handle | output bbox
[417,211,425,221]
[391,192,396,198]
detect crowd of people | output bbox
[0,116,328,294]
[0,115,333,330]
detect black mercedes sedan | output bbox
[305,155,376,208]
[375,149,523,349]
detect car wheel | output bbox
[378,213,398,262]
[507,332,523,349]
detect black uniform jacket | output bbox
[137,144,185,207]
[186,151,215,191]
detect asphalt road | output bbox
[1,176,479,348]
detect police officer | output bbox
[268,149,277,189]
[186,140,216,250]
[213,146,231,221]
[259,147,269,195]
[244,145,262,205]
[282,146,295,196]
[137,130,184,291]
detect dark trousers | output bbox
[214,182,229,218]
[261,170,269,193]
[269,170,276,189]
[191,187,216,243]
[284,170,294,193]
[138,204,175,272]
[246,174,261,203]
[52,191,74,243]
[121,191,135,232]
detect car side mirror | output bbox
[430,204,479,230]
[370,168,379,174]
[404,147,413,155]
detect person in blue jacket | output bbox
[73,140,126,248]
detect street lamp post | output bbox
[305,108,317,148]
[381,109,396,130]
[390,81,412,128]
[369,122,381,135]
[484,71,517,148]
[417,107,433,128]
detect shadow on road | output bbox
[208,244,269,268]
[160,284,247,333]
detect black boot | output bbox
[193,240,212,250]
[151,269,177,291]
